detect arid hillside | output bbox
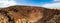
[0,5,60,23]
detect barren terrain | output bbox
[0,5,60,23]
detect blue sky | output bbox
[0,0,60,9]
[14,0,60,9]
[14,0,53,6]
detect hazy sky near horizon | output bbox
[0,0,60,9]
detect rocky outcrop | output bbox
[0,5,60,23]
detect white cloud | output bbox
[54,0,60,2]
[42,0,60,9]
[42,3,60,9]
[54,0,60,3]
[0,0,17,8]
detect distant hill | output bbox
[0,5,60,23]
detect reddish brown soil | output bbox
[0,5,60,23]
